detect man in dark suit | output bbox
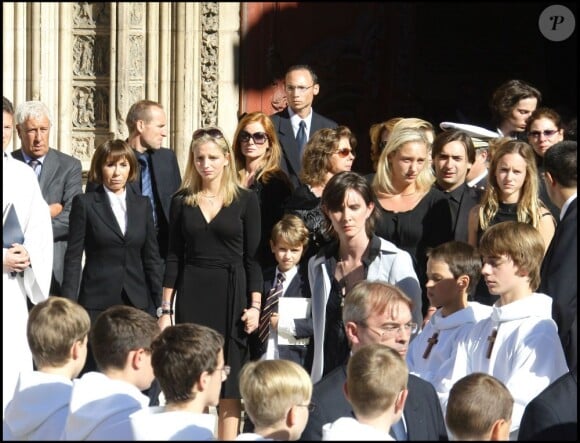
[518,366,577,441]
[539,140,577,369]
[432,129,482,243]
[300,281,448,441]
[86,100,181,259]
[13,100,83,296]
[270,64,337,188]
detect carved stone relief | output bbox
[93,87,109,128]
[73,35,95,77]
[71,134,94,162]
[200,3,219,127]
[93,36,110,76]
[130,3,144,27]
[73,86,95,128]
[128,35,144,80]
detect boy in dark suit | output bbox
[252,214,313,372]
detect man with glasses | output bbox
[271,64,338,188]
[300,280,448,441]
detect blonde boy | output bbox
[322,344,408,440]
[446,373,513,441]
[255,214,312,370]
[237,359,312,441]
[3,297,90,440]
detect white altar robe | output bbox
[2,153,53,417]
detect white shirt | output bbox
[104,187,127,235]
[288,107,313,140]
[560,193,577,221]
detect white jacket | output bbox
[3,371,72,440]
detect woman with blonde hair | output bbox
[373,123,453,319]
[160,128,263,440]
[232,111,293,269]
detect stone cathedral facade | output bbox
[3,2,241,175]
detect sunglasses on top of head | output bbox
[239,131,268,145]
[192,128,224,140]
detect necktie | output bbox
[258,273,285,343]
[138,155,157,226]
[296,120,307,158]
[28,159,41,180]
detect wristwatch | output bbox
[156,307,174,318]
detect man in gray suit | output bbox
[13,101,83,297]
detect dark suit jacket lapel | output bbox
[38,149,58,192]
[285,273,302,298]
[404,375,424,439]
[276,110,302,177]
[94,187,125,239]
[125,189,142,242]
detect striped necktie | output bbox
[258,273,285,343]
[28,159,41,180]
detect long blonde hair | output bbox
[178,128,241,207]
[479,140,543,230]
[372,126,435,195]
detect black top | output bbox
[163,189,262,398]
[374,187,453,315]
[249,169,293,269]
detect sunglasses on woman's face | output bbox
[192,128,224,140]
[335,147,356,158]
[239,131,268,145]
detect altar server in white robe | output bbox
[440,222,568,440]
[2,96,53,417]
[407,241,491,406]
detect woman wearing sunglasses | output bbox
[284,126,357,264]
[233,112,293,270]
[159,128,262,440]
[526,107,565,220]
[372,122,453,324]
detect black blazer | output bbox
[61,186,163,312]
[301,362,449,441]
[270,108,337,188]
[86,147,181,258]
[249,266,313,359]
[452,183,483,243]
[539,198,577,369]
[518,367,577,441]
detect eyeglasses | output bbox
[358,321,418,339]
[379,140,388,150]
[217,365,231,380]
[285,85,314,94]
[334,147,356,158]
[528,129,559,139]
[296,402,316,412]
[239,131,268,145]
[193,128,224,140]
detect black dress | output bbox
[250,170,293,269]
[374,187,453,315]
[163,189,263,398]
